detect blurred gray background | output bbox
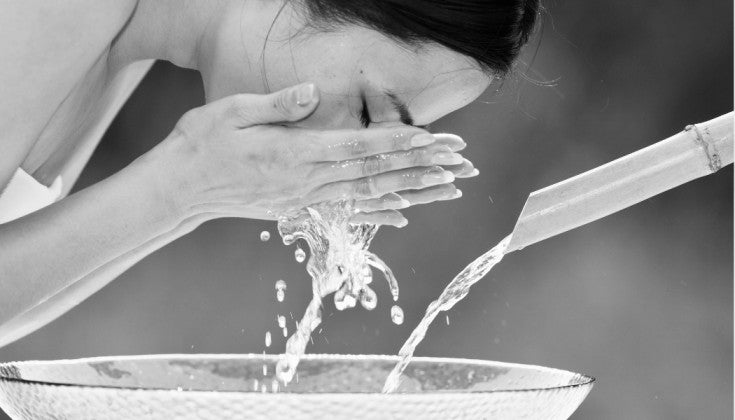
[1,1,732,419]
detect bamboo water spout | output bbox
[506,112,733,253]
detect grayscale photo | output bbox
[0,1,732,419]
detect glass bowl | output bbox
[0,354,593,419]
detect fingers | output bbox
[433,133,467,152]
[350,184,462,227]
[215,83,320,128]
[312,127,437,161]
[350,210,408,227]
[350,184,464,227]
[354,193,410,212]
[314,144,464,182]
[398,183,463,205]
[311,166,455,202]
[444,158,480,178]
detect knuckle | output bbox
[174,107,209,137]
[362,155,383,176]
[354,176,377,197]
[403,171,422,188]
[412,148,429,165]
[178,108,203,127]
[392,131,411,151]
[272,91,295,119]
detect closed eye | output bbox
[359,90,430,130]
[360,95,371,128]
[385,90,429,130]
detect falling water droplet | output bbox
[262,364,268,376]
[391,305,404,325]
[271,379,279,393]
[294,247,306,263]
[275,280,287,302]
[260,231,271,242]
[277,315,286,328]
[282,326,288,337]
[445,315,450,325]
[265,331,272,347]
[253,379,259,391]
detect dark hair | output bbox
[302,0,539,76]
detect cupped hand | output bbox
[151,83,477,227]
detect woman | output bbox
[0,0,538,347]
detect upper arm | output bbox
[0,0,139,188]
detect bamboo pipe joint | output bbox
[685,123,723,173]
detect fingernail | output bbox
[381,193,410,209]
[432,152,463,165]
[436,133,466,151]
[422,167,455,186]
[295,83,315,107]
[397,217,409,228]
[468,168,480,177]
[410,133,435,147]
[454,189,463,198]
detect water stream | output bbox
[382,234,512,393]
[271,201,512,391]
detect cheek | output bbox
[278,63,366,129]
[293,92,362,130]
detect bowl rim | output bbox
[0,353,595,395]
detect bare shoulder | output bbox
[0,0,139,190]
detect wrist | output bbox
[127,142,198,225]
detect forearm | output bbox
[0,209,215,348]
[0,154,194,340]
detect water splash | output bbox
[260,231,271,242]
[382,234,512,393]
[275,201,399,384]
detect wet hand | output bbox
[351,133,479,226]
[151,83,476,225]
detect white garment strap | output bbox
[0,168,62,224]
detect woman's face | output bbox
[199,4,492,130]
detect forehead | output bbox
[285,26,492,124]
[366,38,492,124]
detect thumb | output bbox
[226,83,319,128]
